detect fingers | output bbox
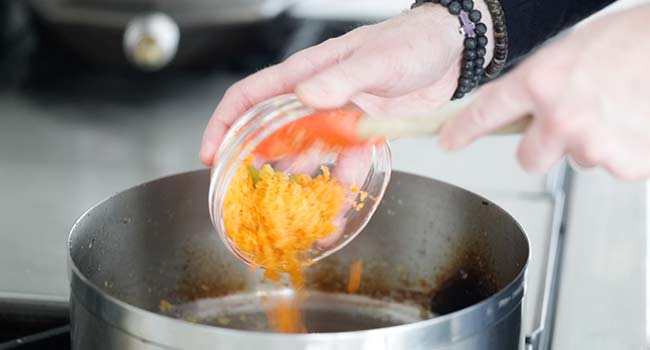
[199,37,359,166]
[315,146,372,250]
[566,127,611,169]
[332,145,373,190]
[435,70,587,174]
[437,77,532,151]
[199,113,230,166]
[601,131,650,181]
[515,118,568,173]
[297,5,464,111]
[295,53,390,110]
[436,71,570,174]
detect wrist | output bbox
[412,0,496,98]
[412,3,465,66]
[413,1,494,69]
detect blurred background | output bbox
[0,0,646,349]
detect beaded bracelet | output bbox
[412,0,489,99]
[482,0,508,81]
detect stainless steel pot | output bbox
[68,170,529,349]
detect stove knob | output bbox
[123,13,179,71]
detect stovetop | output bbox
[0,324,69,349]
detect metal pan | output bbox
[68,170,529,349]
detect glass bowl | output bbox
[208,94,391,267]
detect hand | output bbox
[438,5,650,181]
[200,2,495,166]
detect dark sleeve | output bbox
[501,0,617,65]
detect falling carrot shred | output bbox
[265,297,307,334]
[347,260,363,294]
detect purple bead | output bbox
[458,12,476,38]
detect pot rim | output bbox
[68,169,529,349]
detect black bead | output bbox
[440,0,452,6]
[474,66,484,76]
[464,50,477,60]
[448,1,462,14]
[431,0,441,3]
[463,37,477,50]
[461,69,474,78]
[477,35,488,47]
[453,91,465,99]
[461,0,474,11]
[474,57,485,67]
[475,22,487,35]
[463,59,475,71]
[461,78,473,87]
[460,85,470,93]
[476,47,486,57]
[468,9,482,23]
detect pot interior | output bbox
[69,170,528,333]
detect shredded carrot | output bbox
[347,260,363,294]
[224,155,346,288]
[159,299,174,312]
[359,191,368,202]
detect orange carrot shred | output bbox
[359,191,368,202]
[347,260,363,294]
[265,298,306,334]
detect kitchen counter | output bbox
[553,171,646,349]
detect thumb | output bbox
[438,78,532,151]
